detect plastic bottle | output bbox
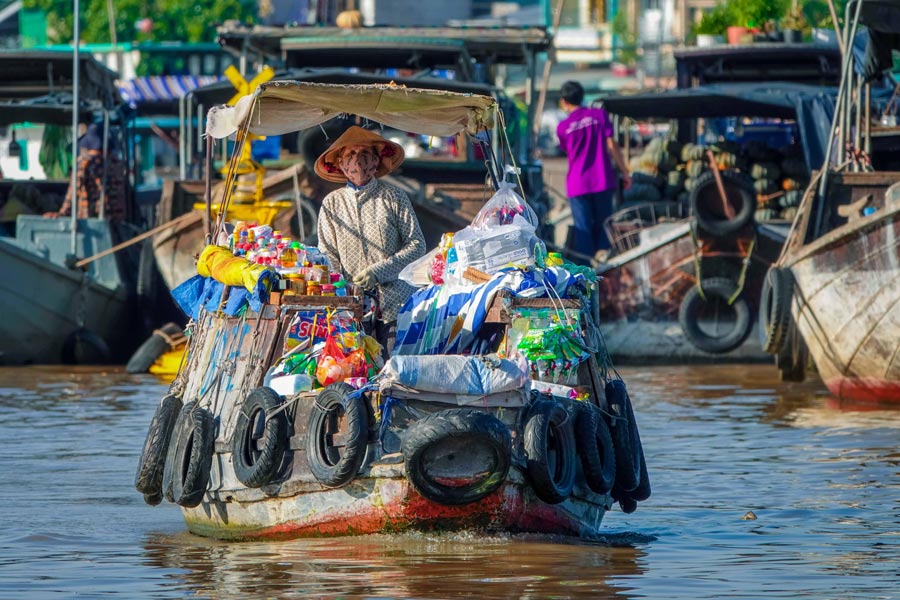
[446,245,458,278]
[280,243,297,268]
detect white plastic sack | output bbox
[399,245,441,287]
[382,354,528,396]
[453,215,542,274]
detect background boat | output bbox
[763,1,900,403]
[0,51,145,365]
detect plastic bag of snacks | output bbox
[316,334,351,386]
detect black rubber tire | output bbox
[573,403,616,495]
[135,394,183,497]
[627,397,651,503]
[612,487,639,514]
[232,387,289,488]
[523,398,576,504]
[679,278,754,354]
[163,400,215,508]
[143,492,163,506]
[306,382,368,488]
[759,267,794,355]
[777,324,808,383]
[61,328,111,365]
[605,379,641,493]
[126,322,184,374]
[690,170,756,237]
[402,408,512,506]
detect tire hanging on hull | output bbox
[306,382,368,488]
[679,277,753,354]
[135,394,183,502]
[402,408,512,506]
[573,403,616,495]
[163,400,215,508]
[523,398,576,505]
[232,387,289,488]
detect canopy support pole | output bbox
[815,0,863,237]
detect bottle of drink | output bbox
[280,243,297,268]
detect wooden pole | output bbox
[706,150,735,220]
[204,135,213,246]
[73,210,200,269]
[826,0,845,55]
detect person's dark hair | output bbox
[560,81,585,106]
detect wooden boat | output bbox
[768,172,900,402]
[0,52,143,365]
[761,2,900,403]
[592,82,844,361]
[596,215,786,362]
[135,82,649,541]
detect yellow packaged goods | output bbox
[196,244,274,293]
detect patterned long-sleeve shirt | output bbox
[317,179,426,322]
[57,150,127,223]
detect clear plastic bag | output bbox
[471,179,539,231]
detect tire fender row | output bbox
[135,382,650,511]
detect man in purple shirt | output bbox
[556,81,630,262]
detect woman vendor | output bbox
[315,126,426,357]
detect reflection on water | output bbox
[1,364,899,599]
[142,531,645,599]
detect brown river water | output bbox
[1,364,898,599]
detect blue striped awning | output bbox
[118,75,222,106]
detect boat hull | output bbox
[165,301,615,542]
[183,471,607,542]
[0,235,130,365]
[598,221,782,362]
[788,206,900,403]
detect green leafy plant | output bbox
[782,5,807,30]
[611,10,638,67]
[22,0,257,44]
[693,0,789,34]
[694,3,737,35]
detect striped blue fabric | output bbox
[118,75,221,106]
[393,267,588,356]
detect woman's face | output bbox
[338,144,379,186]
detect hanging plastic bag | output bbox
[316,334,350,386]
[470,176,539,231]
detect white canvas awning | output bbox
[206,81,497,139]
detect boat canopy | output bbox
[673,43,842,88]
[190,69,495,110]
[0,97,99,126]
[206,81,497,140]
[0,50,119,107]
[859,0,900,80]
[216,24,551,68]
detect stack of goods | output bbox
[265,308,384,396]
[402,180,544,287]
[625,137,683,205]
[744,141,807,222]
[390,179,600,405]
[623,137,809,222]
[225,220,349,297]
[502,306,593,401]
